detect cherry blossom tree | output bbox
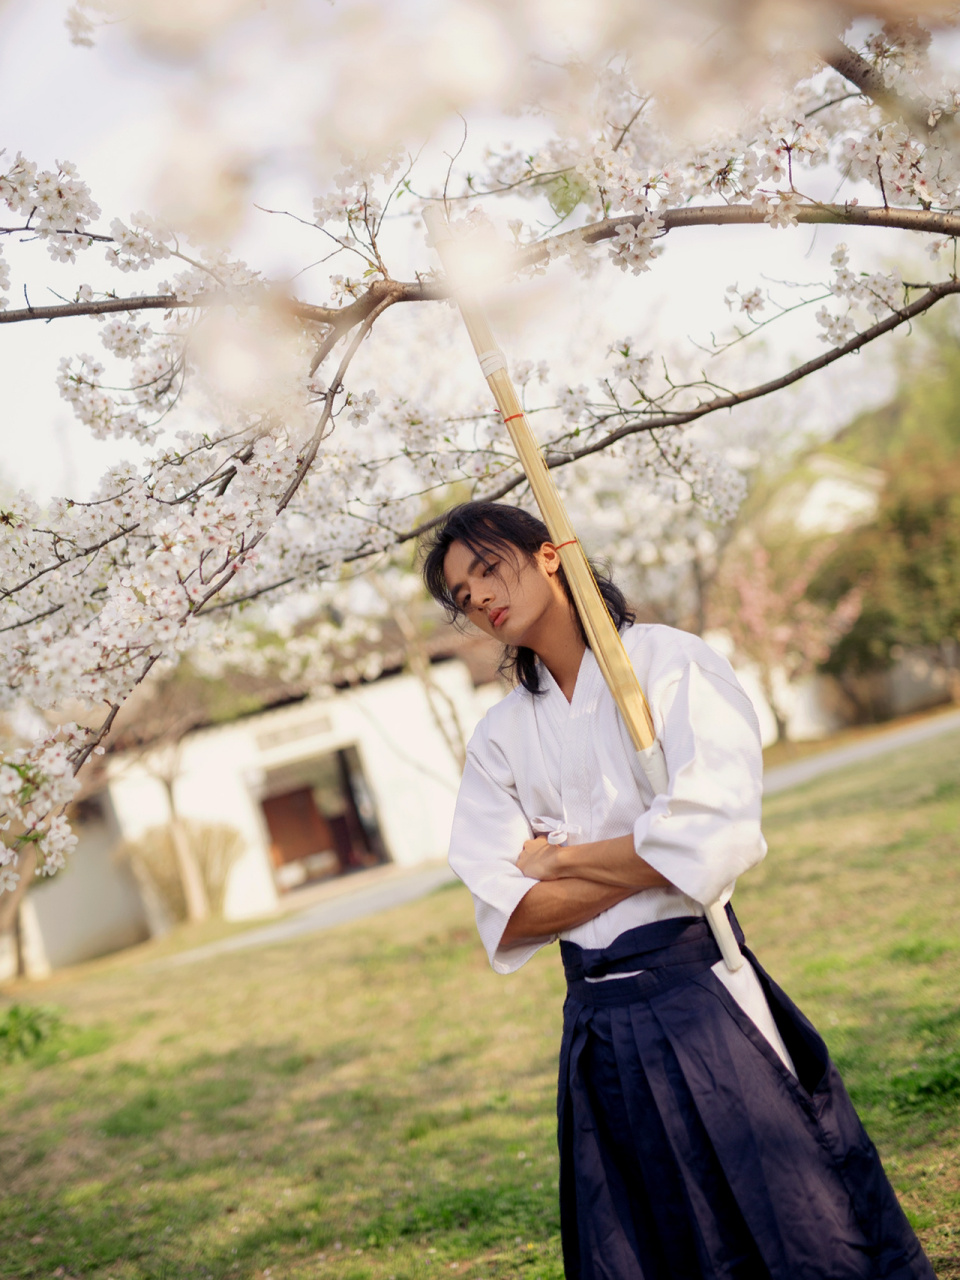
[3,0,960,890]
[707,540,864,741]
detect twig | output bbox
[69,655,158,774]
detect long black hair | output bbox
[420,501,635,694]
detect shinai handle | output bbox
[424,205,744,973]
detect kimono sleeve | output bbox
[632,658,767,907]
[448,730,550,975]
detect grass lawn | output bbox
[2,731,959,1280]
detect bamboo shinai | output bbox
[424,205,743,973]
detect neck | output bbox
[525,602,586,702]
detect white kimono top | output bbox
[450,623,768,973]
[449,623,795,1070]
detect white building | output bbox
[9,658,499,978]
[772,454,885,537]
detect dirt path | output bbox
[763,707,960,795]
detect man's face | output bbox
[442,538,564,648]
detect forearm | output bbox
[501,877,638,947]
[521,834,672,891]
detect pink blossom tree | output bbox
[708,541,863,740]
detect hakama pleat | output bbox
[557,915,934,1280]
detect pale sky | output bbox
[0,0,921,505]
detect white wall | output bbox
[23,794,150,973]
[343,661,476,867]
[702,630,845,745]
[886,651,953,716]
[176,727,280,920]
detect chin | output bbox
[500,626,531,649]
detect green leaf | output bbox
[544,173,590,219]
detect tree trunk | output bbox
[160,779,210,923]
[388,598,468,771]
[0,844,36,937]
[127,853,175,938]
[836,670,872,723]
[690,555,708,637]
[771,703,790,744]
[760,672,790,743]
[0,845,38,977]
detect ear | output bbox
[537,542,562,577]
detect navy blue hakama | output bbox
[557,914,934,1280]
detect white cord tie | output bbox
[477,348,507,377]
[532,816,582,846]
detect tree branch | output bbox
[4,206,958,339]
[196,275,960,611]
[0,278,446,329]
[569,202,960,254]
[475,279,960,498]
[0,602,65,634]
[822,37,938,140]
[69,653,161,774]
[277,293,397,515]
[0,293,193,324]
[0,524,139,602]
[185,294,399,617]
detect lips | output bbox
[488,607,507,628]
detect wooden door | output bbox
[261,788,337,867]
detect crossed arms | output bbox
[501,834,670,949]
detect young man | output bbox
[422,500,933,1280]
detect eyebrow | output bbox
[449,554,485,607]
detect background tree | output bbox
[813,448,960,696]
[4,2,960,886]
[707,537,863,741]
[799,316,960,706]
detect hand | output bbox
[517,834,561,881]
[517,832,671,893]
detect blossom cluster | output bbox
[312,148,405,230]
[106,214,173,272]
[609,343,653,386]
[815,243,905,345]
[609,212,664,275]
[0,728,83,892]
[0,153,101,269]
[0,423,337,876]
[190,593,387,696]
[480,40,959,241]
[725,285,765,317]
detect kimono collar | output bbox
[537,645,597,709]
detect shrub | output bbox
[0,1003,62,1062]
[115,821,244,921]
